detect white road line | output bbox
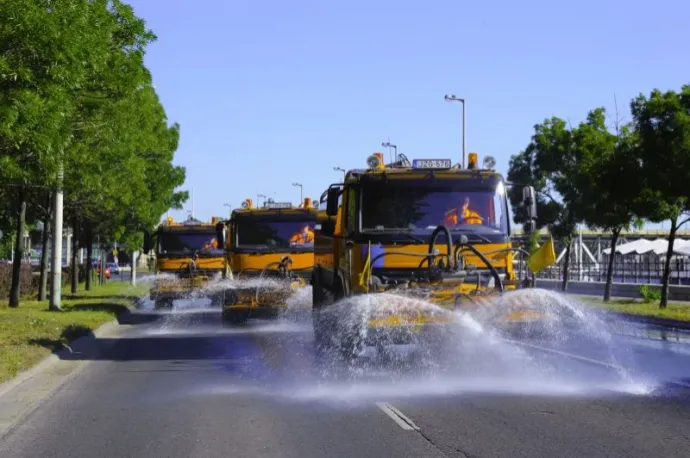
[376,402,420,431]
[386,403,421,430]
[505,339,690,390]
[503,339,623,369]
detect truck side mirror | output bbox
[326,187,340,217]
[143,231,152,254]
[522,186,537,220]
[215,222,226,249]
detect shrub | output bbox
[0,262,77,300]
[0,263,34,300]
[639,284,662,303]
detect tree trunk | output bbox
[9,190,27,308]
[130,251,138,286]
[560,240,572,292]
[660,218,678,309]
[85,222,93,291]
[603,228,620,302]
[38,211,52,301]
[71,216,79,294]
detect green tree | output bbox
[630,85,690,308]
[0,0,115,306]
[1,0,187,304]
[57,1,187,292]
[61,0,158,293]
[575,107,645,302]
[508,117,582,291]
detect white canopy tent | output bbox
[603,238,690,256]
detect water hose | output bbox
[452,243,504,292]
[455,246,535,287]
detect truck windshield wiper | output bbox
[362,228,425,244]
[450,227,493,243]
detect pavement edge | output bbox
[0,308,135,440]
[604,311,690,330]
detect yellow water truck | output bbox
[144,215,227,309]
[220,197,318,324]
[312,151,544,358]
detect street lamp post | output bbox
[223,203,232,218]
[381,141,398,163]
[333,166,346,180]
[444,94,466,168]
[257,193,266,207]
[292,182,303,203]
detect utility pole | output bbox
[191,187,195,220]
[49,164,64,311]
[381,140,398,163]
[130,250,138,286]
[333,166,346,180]
[292,182,303,203]
[444,94,467,168]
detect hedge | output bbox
[0,263,92,300]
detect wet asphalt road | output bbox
[2,301,690,458]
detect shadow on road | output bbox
[29,324,96,353]
[63,294,146,302]
[44,307,311,366]
[57,334,261,362]
[69,302,130,314]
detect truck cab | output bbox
[312,152,539,358]
[145,215,226,309]
[221,197,318,324]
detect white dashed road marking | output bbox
[376,402,420,431]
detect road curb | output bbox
[0,309,135,441]
[604,312,690,331]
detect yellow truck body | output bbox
[220,198,318,323]
[148,216,226,308]
[312,152,543,358]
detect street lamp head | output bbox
[382,141,389,148]
[445,94,465,103]
[292,182,302,187]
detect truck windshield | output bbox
[158,231,222,255]
[235,218,316,251]
[360,184,508,239]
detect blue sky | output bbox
[128,0,688,229]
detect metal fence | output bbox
[531,258,690,285]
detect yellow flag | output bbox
[359,241,372,288]
[526,236,556,273]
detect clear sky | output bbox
[128,0,688,229]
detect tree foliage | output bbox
[0,0,187,305]
[508,117,585,290]
[510,84,690,308]
[630,85,690,307]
